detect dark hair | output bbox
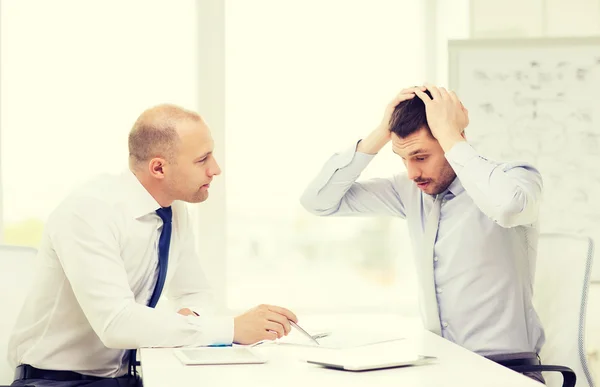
[389,90,432,138]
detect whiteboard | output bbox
[449,37,600,281]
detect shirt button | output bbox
[436,287,443,294]
[434,256,439,262]
[442,321,449,328]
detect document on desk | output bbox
[248,330,404,349]
[282,331,404,349]
[174,347,266,365]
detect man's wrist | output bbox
[435,130,465,152]
[356,126,390,154]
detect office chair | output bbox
[525,233,596,387]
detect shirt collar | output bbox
[426,176,465,201]
[121,170,162,219]
[446,176,465,197]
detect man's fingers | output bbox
[449,90,460,105]
[424,83,441,100]
[398,86,424,96]
[457,98,469,118]
[394,89,410,99]
[394,87,423,102]
[265,322,285,339]
[266,311,292,335]
[414,89,431,104]
[450,91,466,112]
[392,93,415,106]
[262,330,278,341]
[403,86,426,97]
[389,86,427,108]
[439,87,450,100]
[389,93,414,109]
[267,305,298,323]
[177,308,194,316]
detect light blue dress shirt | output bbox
[300,141,545,356]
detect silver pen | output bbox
[289,320,320,345]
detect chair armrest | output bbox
[510,364,576,387]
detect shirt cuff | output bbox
[329,140,376,177]
[444,141,480,173]
[189,316,234,346]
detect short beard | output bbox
[431,168,456,195]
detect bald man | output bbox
[8,105,297,387]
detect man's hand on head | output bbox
[414,84,469,152]
[379,86,428,132]
[358,86,428,155]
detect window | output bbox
[2,0,433,316]
[225,0,426,312]
[0,0,201,246]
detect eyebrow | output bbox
[194,151,212,161]
[409,149,428,156]
[392,149,428,157]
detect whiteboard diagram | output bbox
[449,37,600,280]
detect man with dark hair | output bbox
[300,85,545,383]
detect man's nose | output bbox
[208,157,222,177]
[406,163,421,181]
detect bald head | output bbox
[128,104,220,206]
[128,104,203,168]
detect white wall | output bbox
[436,0,471,84]
[471,0,600,37]
[195,0,227,311]
[223,0,427,313]
[0,0,430,314]
[0,0,201,225]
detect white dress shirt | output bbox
[8,171,233,377]
[300,141,545,356]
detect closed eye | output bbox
[195,151,213,163]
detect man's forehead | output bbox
[193,141,214,155]
[392,135,422,149]
[178,131,214,156]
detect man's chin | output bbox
[195,192,209,203]
[418,184,444,196]
[183,192,209,204]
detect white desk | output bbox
[140,314,542,387]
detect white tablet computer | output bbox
[174,347,266,365]
[307,354,436,371]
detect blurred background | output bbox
[0,0,599,377]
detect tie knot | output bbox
[156,207,173,224]
[436,190,449,201]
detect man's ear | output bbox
[461,131,466,139]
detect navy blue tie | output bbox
[129,206,173,375]
[148,207,173,308]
